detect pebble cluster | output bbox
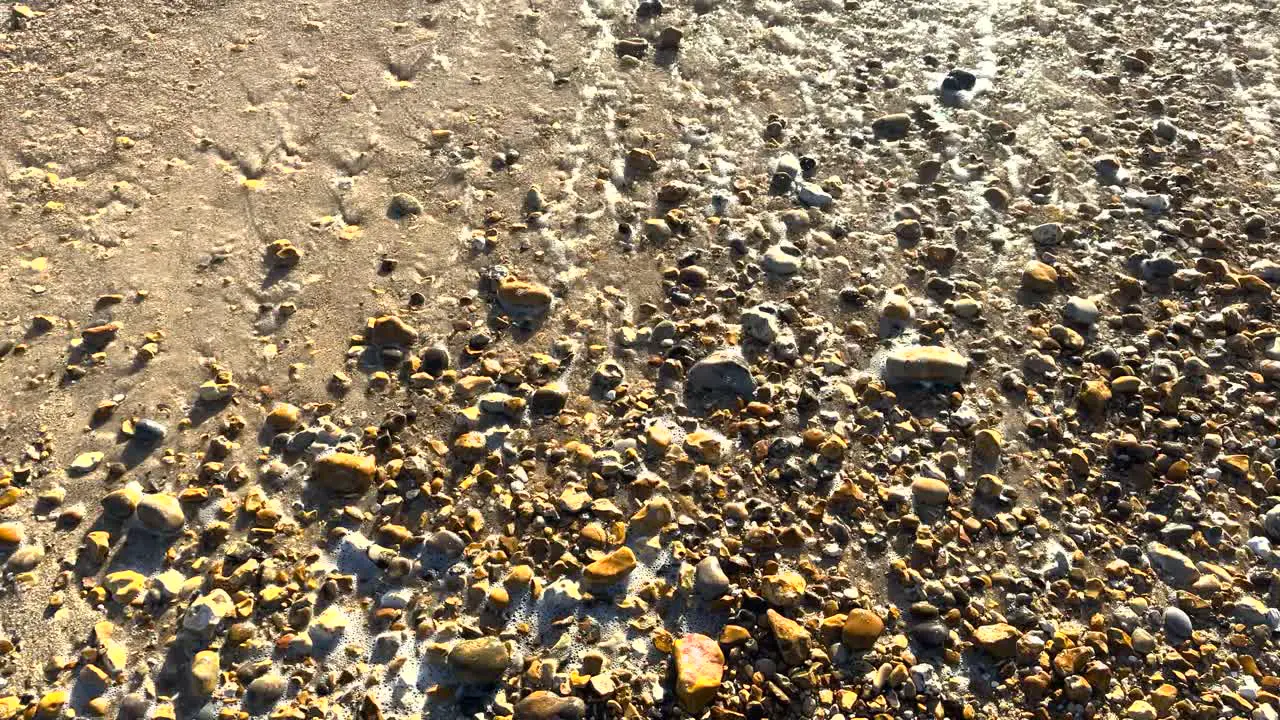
[2,0,1280,719]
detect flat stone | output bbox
[104,570,148,604]
[761,242,803,275]
[70,451,104,474]
[1147,542,1200,587]
[448,637,510,683]
[515,691,586,720]
[497,277,554,316]
[871,113,911,140]
[583,547,637,587]
[674,633,725,712]
[973,623,1020,658]
[687,349,755,401]
[883,345,970,384]
[312,453,376,494]
[368,315,419,347]
[911,477,951,506]
[797,181,833,208]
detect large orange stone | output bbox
[842,609,885,650]
[312,453,376,494]
[674,633,724,712]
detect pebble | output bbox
[871,113,911,140]
[694,556,730,599]
[0,522,24,546]
[796,181,833,208]
[767,610,811,664]
[972,623,1019,657]
[496,277,555,317]
[673,633,725,712]
[687,349,755,401]
[515,691,586,720]
[911,476,951,506]
[1063,295,1100,325]
[135,493,185,534]
[102,484,142,518]
[583,547,637,587]
[190,650,220,695]
[1031,222,1063,245]
[882,345,970,384]
[70,451,104,474]
[183,589,235,633]
[264,403,301,430]
[132,419,167,443]
[246,673,287,704]
[760,242,803,275]
[448,636,510,683]
[1021,260,1059,293]
[368,315,419,347]
[841,609,884,650]
[312,452,376,493]
[1162,606,1193,637]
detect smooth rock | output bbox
[911,477,951,506]
[312,453,376,494]
[246,673,287,704]
[136,492,185,534]
[515,691,586,720]
[448,637,510,683]
[497,277,554,316]
[1022,260,1059,293]
[1163,607,1192,637]
[694,556,730,599]
[1064,296,1100,325]
[973,623,1020,657]
[761,243,803,275]
[674,633,725,712]
[883,345,970,384]
[871,113,911,140]
[368,315,419,346]
[1146,543,1200,587]
[687,349,755,401]
[842,609,885,650]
